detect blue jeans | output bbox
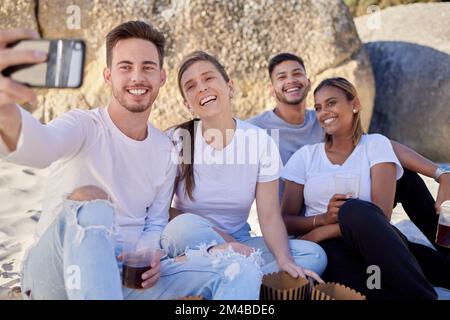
[20,200,263,300]
[161,213,328,275]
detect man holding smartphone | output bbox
[0,22,263,300]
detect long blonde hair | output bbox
[313,77,364,147]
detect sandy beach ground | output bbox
[0,160,448,299]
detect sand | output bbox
[0,161,47,299]
[0,160,448,299]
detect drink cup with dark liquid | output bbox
[436,201,450,248]
[121,234,157,289]
[122,250,153,289]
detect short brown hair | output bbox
[105,21,165,67]
[268,53,306,79]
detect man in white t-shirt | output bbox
[248,52,450,256]
[0,22,262,300]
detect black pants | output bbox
[319,199,441,300]
[395,169,449,257]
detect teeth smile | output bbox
[323,117,336,124]
[285,87,300,93]
[127,89,148,96]
[200,95,216,106]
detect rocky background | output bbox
[355,2,450,161]
[0,0,449,161]
[0,0,375,131]
[344,0,444,16]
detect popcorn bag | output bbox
[174,295,204,300]
[311,282,366,300]
[260,271,310,300]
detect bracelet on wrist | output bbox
[434,164,450,183]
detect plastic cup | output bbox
[334,173,360,198]
[436,200,450,248]
[120,228,160,290]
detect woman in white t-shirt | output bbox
[160,51,327,281]
[281,77,439,299]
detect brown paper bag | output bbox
[174,295,204,300]
[260,271,310,300]
[311,282,366,300]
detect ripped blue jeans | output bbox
[20,200,263,300]
[161,213,328,275]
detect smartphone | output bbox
[2,39,85,88]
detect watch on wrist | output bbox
[434,164,450,182]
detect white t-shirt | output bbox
[169,119,282,234]
[0,106,176,244]
[281,134,403,217]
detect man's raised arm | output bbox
[0,28,90,169]
[0,28,47,152]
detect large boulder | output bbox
[1,0,375,131]
[344,0,441,17]
[0,0,37,30]
[355,3,450,162]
